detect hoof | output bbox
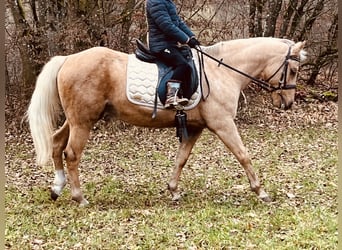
[171,192,181,201]
[167,183,181,201]
[258,190,272,202]
[50,190,59,201]
[259,193,272,202]
[261,195,273,202]
[72,196,89,207]
[79,199,89,207]
[168,187,182,201]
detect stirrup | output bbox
[177,97,189,106]
[164,92,178,109]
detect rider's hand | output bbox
[188,37,200,48]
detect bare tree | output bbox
[263,0,282,37]
[249,0,267,37]
[247,0,337,85]
[306,12,337,85]
[5,0,338,132]
[8,0,38,98]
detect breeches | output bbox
[156,46,191,83]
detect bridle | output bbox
[195,45,300,97]
[264,46,300,92]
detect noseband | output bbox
[195,45,300,93]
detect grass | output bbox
[5,102,338,249]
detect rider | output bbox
[146,0,200,109]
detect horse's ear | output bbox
[292,41,306,54]
[291,41,307,62]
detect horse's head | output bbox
[263,41,307,110]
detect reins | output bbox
[194,45,299,93]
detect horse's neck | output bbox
[206,42,267,89]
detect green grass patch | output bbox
[5,120,337,249]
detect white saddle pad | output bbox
[126,54,201,110]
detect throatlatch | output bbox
[175,110,188,142]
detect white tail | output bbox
[27,56,67,166]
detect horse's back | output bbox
[56,47,180,128]
[62,46,128,69]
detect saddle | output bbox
[134,40,199,110]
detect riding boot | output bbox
[165,80,189,109]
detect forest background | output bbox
[5,0,338,132]
[4,1,338,248]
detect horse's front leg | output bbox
[168,127,203,201]
[209,118,271,202]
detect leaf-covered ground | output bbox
[5,99,337,249]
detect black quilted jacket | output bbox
[146,0,195,53]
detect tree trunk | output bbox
[263,0,282,37]
[9,0,38,97]
[248,0,266,37]
[279,0,298,37]
[120,0,136,52]
[295,0,324,41]
[248,0,256,37]
[287,0,309,37]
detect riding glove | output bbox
[188,37,200,48]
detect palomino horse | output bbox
[27,37,306,206]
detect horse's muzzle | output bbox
[280,95,294,110]
[272,91,294,110]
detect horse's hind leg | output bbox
[64,124,91,206]
[209,119,271,202]
[51,121,69,200]
[168,127,203,201]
